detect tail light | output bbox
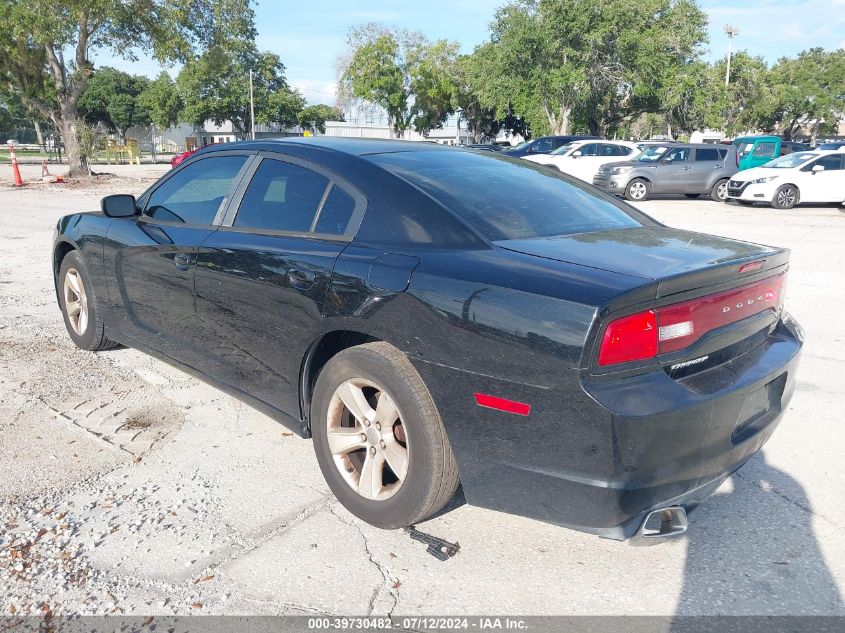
[598,273,786,366]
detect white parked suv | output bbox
[523,140,640,182]
[726,150,845,209]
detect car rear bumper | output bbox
[413,313,803,539]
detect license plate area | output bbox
[731,373,787,444]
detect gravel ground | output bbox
[0,164,843,618]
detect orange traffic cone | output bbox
[8,143,23,187]
[41,159,51,180]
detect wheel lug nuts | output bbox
[360,433,367,441]
[369,446,376,455]
[376,422,381,430]
[379,440,386,448]
[364,419,370,427]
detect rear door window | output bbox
[694,148,720,162]
[235,159,330,233]
[144,155,248,225]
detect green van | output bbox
[733,135,812,170]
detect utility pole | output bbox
[724,25,739,86]
[249,69,256,140]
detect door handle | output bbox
[173,253,194,271]
[288,268,315,290]
[683,166,693,171]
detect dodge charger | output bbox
[52,138,803,540]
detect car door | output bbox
[653,146,692,193]
[193,153,366,417]
[563,142,601,180]
[690,146,724,192]
[798,154,845,202]
[103,152,252,366]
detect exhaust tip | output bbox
[639,506,688,539]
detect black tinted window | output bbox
[370,151,641,241]
[533,138,553,153]
[577,144,599,156]
[145,155,247,224]
[695,148,720,161]
[314,185,356,235]
[606,144,632,156]
[235,159,329,232]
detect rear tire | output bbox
[710,178,729,202]
[58,251,121,352]
[311,342,459,528]
[624,178,650,202]
[772,184,799,209]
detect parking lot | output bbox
[1,164,843,617]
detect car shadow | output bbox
[675,451,842,616]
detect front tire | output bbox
[624,178,650,201]
[311,342,459,528]
[710,178,729,202]
[58,251,120,351]
[773,184,799,209]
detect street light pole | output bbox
[724,25,739,86]
[249,69,256,140]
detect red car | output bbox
[170,148,199,168]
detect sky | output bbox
[97,0,845,105]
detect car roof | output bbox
[195,136,455,157]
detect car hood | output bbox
[497,226,785,296]
[731,166,784,182]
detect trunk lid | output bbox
[497,226,788,298]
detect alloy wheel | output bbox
[777,187,796,208]
[716,182,727,200]
[63,268,88,336]
[629,182,647,200]
[326,378,409,501]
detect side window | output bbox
[578,144,598,156]
[235,159,329,232]
[663,147,691,162]
[145,155,248,224]
[551,139,567,150]
[611,144,633,156]
[753,142,776,158]
[808,155,844,171]
[717,148,728,159]
[314,185,356,235]
[694,148,720,162]
[533,138,553,153]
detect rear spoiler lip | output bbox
[656,248,790,298]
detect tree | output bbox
[0,0,257,176]
[177,47,304,134]
[452,54,499,143]
[467,0,708,137]
[138,72,183,130]
[297,104,343,134]
[339,24,459,137]
[762,48,845,143]
[78,67,150,141]
[0,36,54,149]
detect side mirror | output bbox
[811,164,825,173]
[571,150,582,158]
[101,194,137,218]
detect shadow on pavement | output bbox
[676,451,842,616]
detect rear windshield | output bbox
[369,150,642,241]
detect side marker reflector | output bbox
[474,393,530,416]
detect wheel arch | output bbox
[52,239,79,301]
[299,328,384,436]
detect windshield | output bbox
[634,146,671,162]
[369,151,642,241]
[818,143,845,150]
[550,143,575,156]
[764,152,818,168]
[508,141,531,151]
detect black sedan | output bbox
[52,138,802,540]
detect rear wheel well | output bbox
[300,330,381,434]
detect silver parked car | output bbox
[593,144,739,202]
